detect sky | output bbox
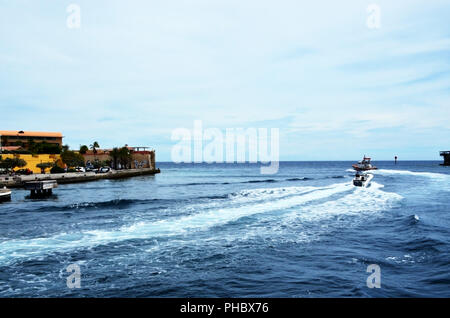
[0,0,449,161]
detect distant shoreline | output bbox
[156,160,444,163]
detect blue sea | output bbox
[0,161,449,297]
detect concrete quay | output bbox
[0,168,160,188]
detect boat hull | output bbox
[0,191,11,202]
[352,164,378,171]
[353,174,374,187]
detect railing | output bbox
[440,151,450,156]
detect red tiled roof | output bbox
[0,146,22,151]
[0,130,62,138]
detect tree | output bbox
[90,142,100,154]
[90,159,110,169]
[50,163,65,174]
[118,147,132,169]
[36,162,53,174]
[79,145,89,154]
[90,141,100,161]
[61,150,85,168]
[0,157,27,172]
[92,159,102,169]
[109,147,120,169]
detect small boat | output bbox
[352,156,377,171]
[353,172,373,187]
[0,186,12,202]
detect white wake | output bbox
[0,182,353,264]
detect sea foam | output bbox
[0,182,353,265]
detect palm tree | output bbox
[89,141,100,161]
[109,147,120,169]
[89,141,99,153]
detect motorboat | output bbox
[0,186,11,202]
[353,172,373,187]
[352,156,377,171]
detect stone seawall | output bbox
[0,168,161,188]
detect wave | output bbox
[169,179,281,186]
[283,181,403,223]
[244,179,277,183]
[286,177,312,181]
[241,177,319,183]
[346,168,448,179]
[198,194,229,200]
[165,176,345,187]
[7,175,353,216]
[372,169,448,179]
[18,195,229,214]
[9,199,144,214]
[200,181,404,245]
[227,185,318,203]
[0,182,353,265]
[54,199,147,211]
[26,198,173,213]
[405,214,420,225]
[182,182,222,186]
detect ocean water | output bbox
[0,161,449,297]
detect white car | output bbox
[98,167,111,173]
[75,167,86,172]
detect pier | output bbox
[0,168,161,189]
[440,151,450,166]
[25,180,58,198]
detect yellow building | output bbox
[0,130,64,174]
[1,153,61,174]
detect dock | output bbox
[440,151,450,166]
[25,180,58,198]
[0,168,161,189]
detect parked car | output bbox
[75,167,86,172]
[15,168,33,175]
[97,167,111,173]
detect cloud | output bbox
[0,0,449,160]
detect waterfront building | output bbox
[0,153,61,174]
[0,130,64,174]
[82,146,156,170]
[0,130,63,150]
